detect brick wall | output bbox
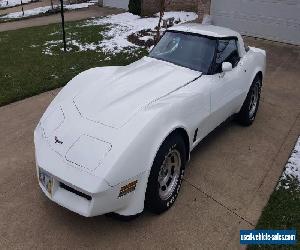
[141,0,160,16]
[165,0,198,12]
[197,0,211,21]
[141,0,211,21]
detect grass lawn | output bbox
[0,20,147,106]
[248,175,300,249]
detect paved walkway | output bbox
[0,38,299,249]
[0,5,123,32]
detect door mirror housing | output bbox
[222,62,233,72]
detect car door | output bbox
[209,38,246,127]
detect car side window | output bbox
[214,39,240,73]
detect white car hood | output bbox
[74,57,201,128]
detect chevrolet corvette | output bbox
[34,24,266,218]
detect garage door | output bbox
[211,0,300,45]
[103,0,129,10]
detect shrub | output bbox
[128,0,141,16]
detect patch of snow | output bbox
[64,2,94,10]
[1,5,52,19]
[42,11,198,55]
[68,39,99,51]
[0,0,31,8]
[60,47,72,52]
[49,31,60,36]
[43,38,102,54]
[0,2,95,19]
[278,137,300,189]
[44,40,60,45]
[43,47,53,55]
[51,74,58,79]
[139,36,153,41]
[83,11,198,54]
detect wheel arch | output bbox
[107,124,191,216]
[256,71,263,80]
[256,71,263,85]
[249,71,263,91]
[156,126,191,163]
[169,127,190,162]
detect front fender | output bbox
[101,105,190,216]
[104,103,190,186]
[249,47,266,84]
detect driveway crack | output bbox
[183,179,255,227]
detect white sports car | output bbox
[34,24,266,218]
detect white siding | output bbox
[211,0,300,45]
[103,0,129,10]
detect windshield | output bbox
[149,31,216,73]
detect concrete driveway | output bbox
[0,37,299,249]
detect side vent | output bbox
[193,128,198,143]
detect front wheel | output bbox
[145,133,187,214]
[237,76,262,126]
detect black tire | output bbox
[145,133,187,214]
[105,212,142,221]
[237,75,262,126]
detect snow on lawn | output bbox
[84,12,198,54]
[0,2,95,19]
[64,2,95,10]
[278,137,300,190]
[42,12,198,55]
[1,6,53,19]
[0,0,31,8]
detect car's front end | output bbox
[34,55,201,217]
[34,100,152,217]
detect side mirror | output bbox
[222,62,233,72]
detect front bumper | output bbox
[38,167,139,217]
[35,126,146,217]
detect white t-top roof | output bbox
[169,23,240,38]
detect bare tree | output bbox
[20,0,24,16]
[50,0,54,10]
[155,0,165,44]
[155,0,173,44]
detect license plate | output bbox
[39,168,53,196]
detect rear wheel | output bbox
[237,75,262,126]
[145,133,187,214]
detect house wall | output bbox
[103,0,129,10]
[197,0,211,20]
[165,0,198,12]
[141,0,211,21]
[141,0,160,16]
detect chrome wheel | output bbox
[249,83,259,118]
[158,149,181,201]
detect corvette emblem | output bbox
[54,136,63,144]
